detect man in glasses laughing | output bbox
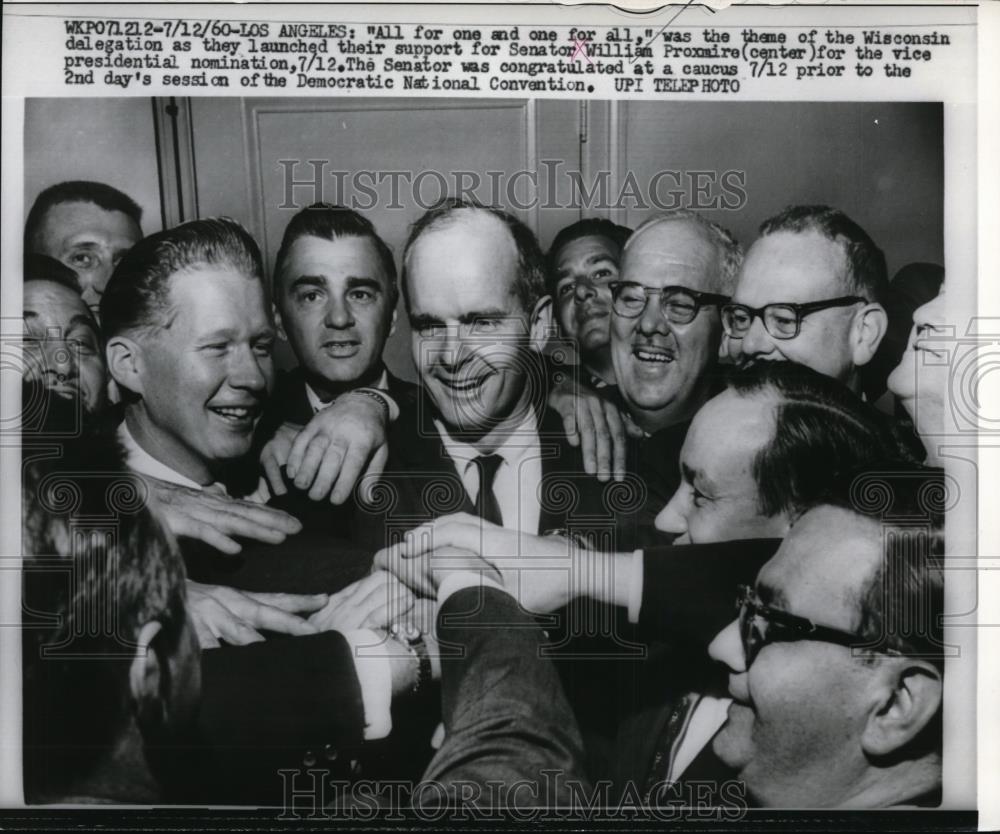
[723,205,890,394]
[707,467,944,807]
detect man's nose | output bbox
[323,296,355,329]
[708,618,747,673]
[42,340,76,379]
[574,280,597,303]
[637,292,670,336]
[229,346,269,392]
[79,280,102,315]
[430,326,471,371]
[737,314,777,359]
[654,489,689,537]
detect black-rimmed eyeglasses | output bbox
[721,296,867,340]
[609,281,730,325]
[735,584,892,668]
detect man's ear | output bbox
[129,620,166,730]
[106,335,145,396]
[851,303,889,368]
[273,303,288,342]
[389,306,399,337]
[529,295,553,353]
[861,659,942,757]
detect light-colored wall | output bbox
[24,98,163,235]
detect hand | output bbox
[375,513,569,606]
[281,392,391,504]
[259,422,300,497]
[308,570,416,632]
[147,477,302,555]
[547,380,640,482]
[186,580,328,648]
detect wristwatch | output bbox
[389,621,431,695]
[347,387,399,421]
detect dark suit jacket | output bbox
[352,397,651,739]
[198,631,366,804]
[420,585,589,807]
[600,538,781,800]
[353,395,646,553]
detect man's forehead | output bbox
[24,279,91,320]
[736,229,848,304]
[622,220,718,290]
[408,212,522,310]
[684,391,775,479]
[282,234,388,281]
[556,234,618,265]
[164,265,268,323]
[758,505,880,626]
[40,200,140,242]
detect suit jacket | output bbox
[600,538,781,801]
[197,631,366,805]
[353,396,651,741]
[420,585,589,807]
[354,395,646,553]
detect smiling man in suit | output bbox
[357,198,640,552]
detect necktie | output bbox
[471,454,504,527]
[643,692,700,799]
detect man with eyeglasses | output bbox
[707,467,944,807]
[722,205,889,394]
[608,210,742,542]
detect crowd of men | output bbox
[20,179,949,811]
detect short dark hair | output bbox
[545,218,632,296]
[21,394,187,800]
[726,361,914,519]
[759,205,889,303]
[272,203,397,300]
[824,464,946,673]
[100,217,264,340]
[402,198,545,313]
[24,253,82,294]
[25,181,143,253]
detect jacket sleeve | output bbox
[420,586,590,808]
[197,631,367,803]
[639,538,781,646]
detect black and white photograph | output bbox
[1,1,994,829]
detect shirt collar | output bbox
[118,421,222,492]
[305,369,390,414]
[434,408,539,472]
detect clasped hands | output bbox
[374,512,596,614]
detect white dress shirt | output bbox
[434,410,544,535]
[117,421,393,740]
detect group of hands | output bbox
[148,381,625,652]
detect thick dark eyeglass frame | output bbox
[608,281,730,325]
[735,584,895,668]
[721,295,868,340]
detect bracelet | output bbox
[389,622,431,695]
[347,387,399,421]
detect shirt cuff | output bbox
[436,571,508,611]
[627,549,644,624]
[354,386,400,422]
[343,629,393,740]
